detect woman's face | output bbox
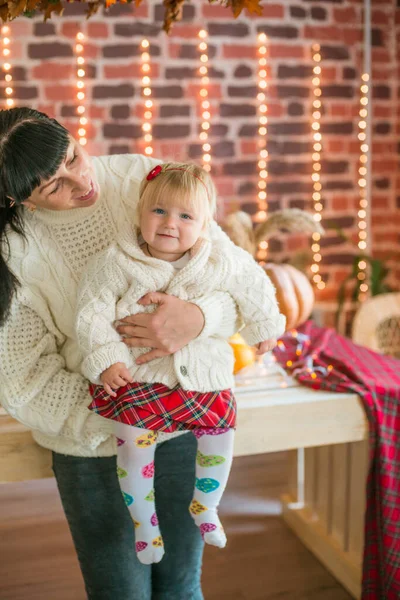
[22,137,99,211]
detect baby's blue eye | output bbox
[180,213,192,220]
[153,208,165,215]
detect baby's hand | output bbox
[100,363,133,398]
[255,339,277,355]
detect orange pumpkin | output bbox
[229,333,256,374]
[264,263,314,331]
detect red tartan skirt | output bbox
[88,381,236,433]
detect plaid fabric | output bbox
[273,320,400,600]
[89,381,236,433]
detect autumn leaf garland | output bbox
[0,0,263,30]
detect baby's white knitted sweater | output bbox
[77,224,286,392]
[0,154,239,457]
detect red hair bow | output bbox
[146,165,162,180]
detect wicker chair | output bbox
[352,292,400,357]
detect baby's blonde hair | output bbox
[137,162,217,228]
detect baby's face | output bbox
[140,200,206,257]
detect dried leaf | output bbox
[224,0,263,19]
[0,4,8,20]
[2,0,263,30]
[86,1,100,18]
[26,0,41,11]
[163,0,185,34]
[43,0,63,21]
[7,0,27,19]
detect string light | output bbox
[255,32,269,263]
[357,72,370,300]
[198,29,211,172]
[310,44,325,290]
[141,39,153,156]
[2,25,13,108]
[75,31,87,146]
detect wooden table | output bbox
[0,380,369,598]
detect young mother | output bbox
[0,107,238,600]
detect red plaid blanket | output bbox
[89,381,236,433]
[273,321,400,600]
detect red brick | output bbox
[342,28,363,45]
[373,67,392,81]
[32,62,74,80]
[37,104,57,119]
[374,105,393,118]
[372,159,397,171]
[330,104,350,118]
[44,85,76,102]
[133,3,148,17]
[304,26,341,41]
[265,103,284,117]
[269,44,305,59]
[332,196,349,211]
[155,142,187,161]
[83,44,99,59]
[373,232,399,244]
[61,22,81,39]
[371,197,390,210]
[87,23,109,38]
[372,10,391,26]
[222,45,257,59]
[89,141,108,156]
[9,21,32,36]
[326,140,346,153]
[241,141,258,155]
[373,48,391,64]
[215,179,236,196]
[88,106,106,119]
[202,4,232,18]
[170,25,206,39]
[321,67,337,82]
[104,64,142,79]
[168,43,181,59]
[6,40,22,59]
[257,4,284,19]
[333,7,358,23]
[373,142,397,154]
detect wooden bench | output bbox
[0,381,369,598]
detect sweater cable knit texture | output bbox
[76,223,286,391]
[0,154,239,457]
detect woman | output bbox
[0,107,239,600]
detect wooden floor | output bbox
[0,452,352,600]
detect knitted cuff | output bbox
[81,342,132,385]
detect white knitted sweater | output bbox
[0,154,239,457]
[77,224,286,392]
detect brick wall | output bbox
[4,0,400,327]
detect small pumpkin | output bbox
[264,263,314,331]
[229,332,256,374]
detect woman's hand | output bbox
[255,339,277,355]
[115,292,205,364]
[100,362,133,397]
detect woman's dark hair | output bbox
[0,107,70,326]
